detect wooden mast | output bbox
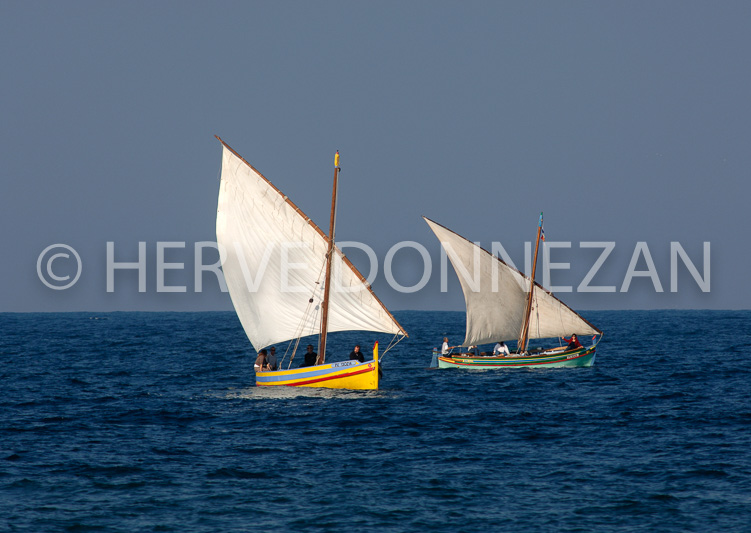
[318,151,340,364]
[517,212,543,352]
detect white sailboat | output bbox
[216,137,407,388]
[424,215,602,369]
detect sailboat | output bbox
[424,214,602,369]
[215,137,407,389]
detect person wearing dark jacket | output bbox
[300,344,317,367]
[349,344,365,363]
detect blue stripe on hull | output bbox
[255,360,375,386]
[256,366,344,384]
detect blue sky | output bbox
[2,1,747,312]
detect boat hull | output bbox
[435,345,597,369]
[256,359,379,390]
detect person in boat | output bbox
[266,346,278,370]
[493,341,510,356]
[441,337,452,355]
[254,349,270,371]
[562,334,582,350]
[300,344,318,367]
[349,344,365,363]
[467,345,479,356]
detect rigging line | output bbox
[284,298,317,370]
[280,311,309,368]
[283,301,314,370]
[283,258,328,370]
[280,342,293,369]
[286,336,303,370]
[281,318,307,370]
[379,333,406,362]
[280,338,294,365]
[283,297,314,368]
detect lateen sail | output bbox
[424,217,600,347]
[217,141,405,352]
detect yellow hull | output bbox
[255,343,380,390]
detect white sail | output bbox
[424,217,600,347]
[216,141,405,352]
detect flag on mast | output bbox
[540,212,545,241]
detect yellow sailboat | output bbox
[215,137,407,389]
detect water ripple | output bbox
[1,310,750,531]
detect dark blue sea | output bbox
[2,310,750,532]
